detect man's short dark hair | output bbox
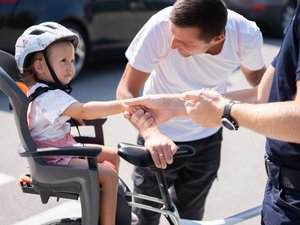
[170,0,228,42]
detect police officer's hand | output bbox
[181,89,227,127]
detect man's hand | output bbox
[143,132,177,169]
[123,105,177,169]
[124,108,155,132]
[180,89,228,127]
[125,94,184,125]
[124,95,180,168]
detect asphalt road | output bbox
[0,37,282,225]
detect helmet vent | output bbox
[44,24,57,29]
[29,30,45,35]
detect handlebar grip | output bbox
[174,145,196,158]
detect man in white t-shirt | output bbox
[116,0,266,224]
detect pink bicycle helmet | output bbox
[15,21,79,73]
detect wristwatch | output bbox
[221,100,239,130]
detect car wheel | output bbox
[281,1,297,35]
[63,22,87,79]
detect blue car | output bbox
[0,0,176,76]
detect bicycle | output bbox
[18,143,261,225]
[116,142,261,225]
[25,142,261,225]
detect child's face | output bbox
[46,41,76,84]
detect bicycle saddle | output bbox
[117,142,195,168]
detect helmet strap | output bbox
[41,50,72,94]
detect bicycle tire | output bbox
[42,217,81,225]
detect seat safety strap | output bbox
[28,86,50,102]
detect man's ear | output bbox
[214,32,225,44]
[33,59,45,74]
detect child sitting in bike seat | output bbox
[15,22,145,225]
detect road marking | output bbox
[12,201,81,225]
[0,172,14,186]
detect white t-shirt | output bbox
[27,82,77,142]
[126,7,265,141]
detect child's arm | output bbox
[62,100,129,120]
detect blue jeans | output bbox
[262,158,300,225]
[132,129,223,225]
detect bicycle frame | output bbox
[180,205,262,225]
[118,142,262,225]
[122,172,261,225]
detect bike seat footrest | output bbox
[20,182,79,200]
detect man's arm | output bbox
[240,65,266,87]
[116,63,177,168]
[181,80,300,144]
[126,65,274,127]
[225,64,275,103]
[116,63,149,99]
[231,80,300,143]
[125,94,188,124]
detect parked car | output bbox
[223,0,298,37]
[0,0,176,77]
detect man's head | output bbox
[169,0,227,56]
